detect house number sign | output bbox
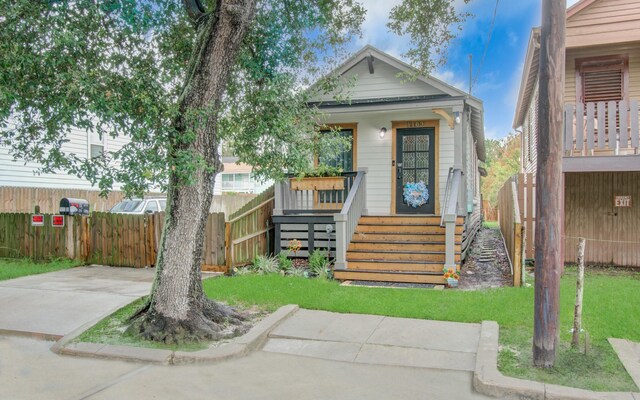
[406,121,425,128]
[614,195,632,208]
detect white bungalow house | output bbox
[273,45,486,284]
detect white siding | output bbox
[0,128,131,190]
[314,59,446,102]
[321,109,454,215]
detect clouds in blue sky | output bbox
[348,0,583,140]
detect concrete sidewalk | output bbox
[263,309,481,372]
[0,335,491,400]
[0,266,154,338]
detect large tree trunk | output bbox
[134,0,256,343]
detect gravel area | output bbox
[458,226,513,290]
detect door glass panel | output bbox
[416,169,429,183]
[404,153,415,169]
[403,169,414,185]
[403,136,415,151]
[416,135,429,151]
[416,152,429,169]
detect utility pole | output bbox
[533,0,566,368]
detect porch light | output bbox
[379,127,387,139]
[454,112,461,125]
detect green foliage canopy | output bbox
[0,0,471,196]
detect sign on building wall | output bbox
[614,195,632,208]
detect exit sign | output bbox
[615,195,632,208]
[51,215,65,227]
[31,215,44,226]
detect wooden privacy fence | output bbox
[0,213,88,260]
[0,211,227,270]
[482,200,497,221]
[497,176,523,287]
[226,186,274,269]
[0,186,132,213]
[516,173,536,260]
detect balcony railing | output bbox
[564,100,639,157]
[274,172,359,215]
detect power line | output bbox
[471,0,500,94]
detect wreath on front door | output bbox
[403,181,429,208]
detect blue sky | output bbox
[347,0,581,140]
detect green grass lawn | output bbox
[204,268,640,392]
[0,258,80,281]
[483,220,499,229]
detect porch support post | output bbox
[274,181,285,216]
[444,213,457,270]
[334,214,347,270]
[453,104,466,216]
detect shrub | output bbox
[308,250,331,279]
[277,251,294,272]
[252,255,280,275]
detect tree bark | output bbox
[133,0,257,343]
[533,0,566,367]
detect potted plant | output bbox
[289,164,345,191]
[443,267,460,288]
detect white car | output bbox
[109,197,167,214]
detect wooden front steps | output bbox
[335,215,463,285]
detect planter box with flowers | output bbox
[290,164,345,191]
[443,267,460,288]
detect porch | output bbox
[273,169,470,284]
[563,100,640,172]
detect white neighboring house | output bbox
[213,156,272,195]
[0,127,130,190]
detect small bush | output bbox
[277,251,294,272]
[252,255,280,275]
[308,250,331,279]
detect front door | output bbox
[396,128,436,214]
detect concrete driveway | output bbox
[0,265,154,338]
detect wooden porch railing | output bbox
[564,100,640,156]
[333,169,367,270]
[274,172,358,215]
[441,168,462,270]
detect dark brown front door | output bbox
[396,128,436,214]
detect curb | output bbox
[473,321,640,400]
[52,304,299,365]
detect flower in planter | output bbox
[288,239,302,256]
[443,267,460,288]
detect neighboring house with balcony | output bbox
[273,45,486,285]
[213,150,273,195]
[513,0,640,266]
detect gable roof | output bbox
[566,0,598,19]
[322,45,483,109]
[312,45,486,161]
[513,28,540,129]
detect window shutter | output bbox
[582,68,623,103]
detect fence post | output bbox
[225,222,232,271]
[572,237,586,348]
[65,216,75,259]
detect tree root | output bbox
[128,298,250,345]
